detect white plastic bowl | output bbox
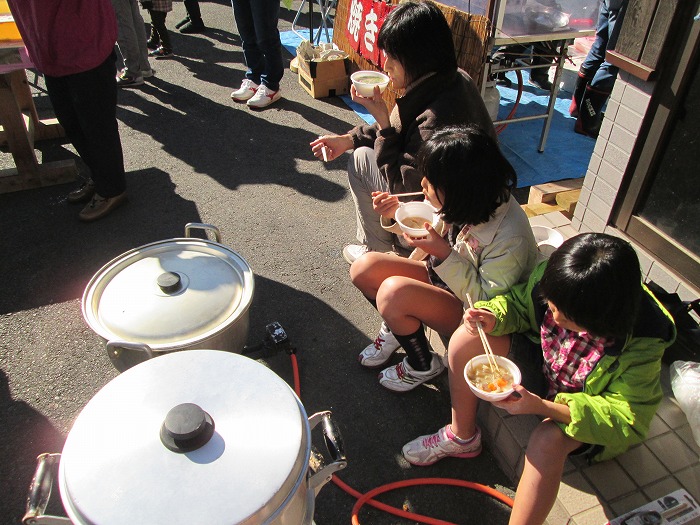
[464,354,521,402]
[531,225,564,259]
[395,201,439,238]
[350,70,390,97]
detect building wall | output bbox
[570,71,700,302]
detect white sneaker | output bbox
[246,85,281,108]
[359,323,401,368]
[402,425,482,466]
[378,353,444,392]
[230,79,259,102]
[342,244,369,264]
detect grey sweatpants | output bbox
[111,0,151,76]
[347,147,394,252]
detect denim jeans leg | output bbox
[590,1,626,92]
[580,1,609,77]
[231,0,264,84]
[249,0,283,91]
[347,147,394,252]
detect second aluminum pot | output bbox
[81,223,254,370]
[23,350,346,525]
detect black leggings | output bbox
[149,10,172,51]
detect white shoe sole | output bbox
[246,93,281,108]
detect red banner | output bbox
[345,0,396,67]
[344,0,363,52]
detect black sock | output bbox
[392,326,432,371]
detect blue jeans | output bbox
[231,0,284,91]
[580,0,627,93]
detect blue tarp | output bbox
[494,70,594,187]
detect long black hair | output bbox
[377,1,457,84]
[417,125,516,226]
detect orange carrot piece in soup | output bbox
[496,377,508,387]
[487,383,497,391]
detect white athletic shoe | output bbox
[246,84,281,108]
[358,323,401,368]
[342,244,369,264]
[230,79,259,102]
[402,425,482,466]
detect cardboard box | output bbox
[298,65,349,99]
[296,42,349,99]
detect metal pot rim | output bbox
[82,237,254,349]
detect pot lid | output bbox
[59,350,309,525]
[82,239,254,347]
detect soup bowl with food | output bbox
[464,354,521,402]
[395,201,439,238]
[350,70,390,97]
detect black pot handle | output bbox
[23,453,69,524]
[308,411,347,496]
[322,412,345,463]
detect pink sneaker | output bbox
[402,425,481,466]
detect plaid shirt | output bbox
[150,0,172,12]
[540,308,611,399]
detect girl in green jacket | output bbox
[402,232,676,525]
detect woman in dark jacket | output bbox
[310,0,496,263]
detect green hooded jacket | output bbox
[475,261,676,462]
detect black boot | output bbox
[180,0,205,33]
[569,70,592,118]
[392,326,432,371]
[175,16,190,29]
[179,18,206,33]
[575,85,610,138]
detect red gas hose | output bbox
[290,352,301,398]
[286,354,515,524]
[495,69,523,135]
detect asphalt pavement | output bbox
[0,1,517,523]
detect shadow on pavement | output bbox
[0,369,66,524]
[0,168,201,314]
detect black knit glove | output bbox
[140,0,153,10]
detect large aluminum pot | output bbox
[23,350,346,525]
[82,223,254,370]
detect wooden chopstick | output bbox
[466,293,500,376]
[391,191,424,198]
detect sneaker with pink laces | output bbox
[358,323,400,368]
[402,425,482,466]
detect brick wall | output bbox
[570,71,700,302]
